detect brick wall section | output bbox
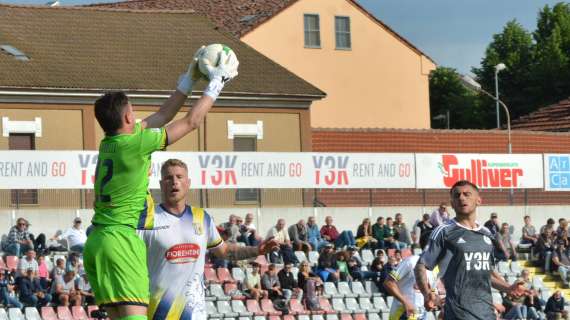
[311,128,570,206]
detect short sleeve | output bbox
[419,225,447,270]
[205,212,223,249]
[136,123,167,155]
[389,257,413,281]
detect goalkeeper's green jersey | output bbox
[93,122,167,228]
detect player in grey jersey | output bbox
[414,180,528,320]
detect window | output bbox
[304,14,321,48]
[335,16,351,49]
[9,134,38,205]
[234,137,259,202]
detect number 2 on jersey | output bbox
[95,159,113,202]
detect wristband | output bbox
[204,76,224,101]
[176,73,193,96]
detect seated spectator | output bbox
[355,218,377,249]
[484,212,500,236]
[220,215,240,244]
[414,213,434,249]
[320,216,356,249]
[288,219,311,256]
[5,218,34,257]
[394,213,411,248]
[17,249,38,278]
[496,222,517,261]
[429,202,449,227]
[238,213,260,246]
[278,262,302,302]
[266,219,298,265]
[50,217,86,253]
[51,258,65,284]
[54,270,81,306]
[316,243,339,283]
[394,250,403,265]
[336,251,351,282]
[557,219,568,239]
[385,255,398,274]
[77,272,95,305]
[521,215,539,246]
[520,269,542,320]
[261,264,283,301]
[370,251,387,293]
[552,242,570,282]
[347,247,377,281]
[372,217,386,249]
[19,268,51,307]
[297,261,322,311]
[244,262,265,300]
[503,292,528,320]
[383,217,400,250]
[372,249,387,269]
[545,290,567,320]
[541,218,556,235]
[37,255,50,290]
[66,252,81,274]
[307,216,328,251]
[0,271,22,308]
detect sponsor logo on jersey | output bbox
[483,235,492,245]
[464,252,491,271]
[457,237,466,244]
[165,243,200,264]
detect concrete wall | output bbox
[2,205,567,242]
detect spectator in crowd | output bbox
[541,218,556,235]
[545,290,567,320]
[238,213,260,246]
[502,290,528,320]
[17,248,38,278]
[558,229,570,249]
[336,252,351,281]
[77,272,95,305]
[557,219,568,239]
[262,264,283,301]
[316,243,339,283]
[394,250,403,264]
[355,218,377,249]
[51,258,65,284]
[522,215,539,246]
[370,251,387,293]
[221,215,240,244]
[383,217,400,250]
[50,217,86,253]
[266,218,298,264]
[347,246,377,281]
[288,219,311,256]
[484,212,500,236]
[244,262,265,300]
[385,255,398,274]
[320,216,356,249]
[372,249,387,268]
[552,241,570,282]
[66,252,81,275]
[19,268,51,307]
[520,269,543,320]
[413,213,433,249]
[372,217,386,249]
[37,255,50,290]
[394,213,412,248]
[537,228,556,270]
[278,262,302,302]
[496,222,517,261]
[429,202,449,227]
[307,216,328,251]
[297,261,322,310]
[54,270,81,307]
[5,218,35,257]
[0,271,22,308]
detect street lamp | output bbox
[460,74,511,153]
[495,63,507,129]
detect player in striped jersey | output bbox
[137,159,278,320]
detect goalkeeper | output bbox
[84,47,239,320]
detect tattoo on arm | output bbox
[414,262,431,297]
[491,271,510,292]
[226,245,259,261]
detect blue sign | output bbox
[547,155,570,189]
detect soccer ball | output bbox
[198,44,234,79]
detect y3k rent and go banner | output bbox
[0,151,415,189]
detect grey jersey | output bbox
[419,219,496,320]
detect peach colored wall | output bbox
[242,0,436,129]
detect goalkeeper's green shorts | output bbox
[83,224,149,307]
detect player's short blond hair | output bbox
[160,159,188,177]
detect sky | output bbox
[2,0,565,74]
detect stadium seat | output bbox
[281,316,295,320]
[340,314,353,320]
[324,282,342,298]
[318,297,336,314]
[86,306,99,320]
[297,315,311,320]
[338,282,357,298]
[205,267,221,283]
[0,258,7,271]
[24,308,41,320]
[372,296,389,313]
[206,301,223,319]
[8,308,24,320]
[353,314,366,320]
[218,267,236,283]
[217,300,240,317]
[386,296,394,309]
[326,315,339,320]
[246,299,266,316]
[5,256,18,271]
[308,251,319,266]
[253,316,268,320]
[331,298,350,314]
[312,315,325,320]
[361,250,374,265]
[351,281,370,297]
[260,298,282,316]
[365,281,383,297]
[0,309,7,320]
[71,306,88,320]
[224,282,246,300]
[291,267,299,280]
[57,307,74,320]
[497,261,512,277]
[425,312,438,320]
[255,255,268,266]
[232,267,246,283]
[210,283,231,301]
[289,298,310,315]
[510,261,522,275]
[295,251,308,264]
[344,298,366,314]
[40,307,58,320]
[367,313,381,320]
[358,297,380,314]
[231,300,253,317]
[401,248,412,258]
[413,248,423,256]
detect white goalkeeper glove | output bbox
[176,46,206,96]
[204,50,239,101]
